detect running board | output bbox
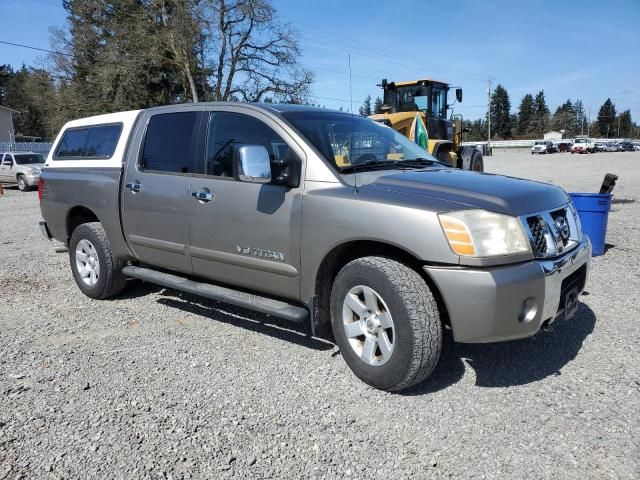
[122,266,309,324]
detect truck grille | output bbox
[522,205,581,258]
[527,216,548,257]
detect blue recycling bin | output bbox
[568,193,612,256]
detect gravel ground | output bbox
[1,150,639,479]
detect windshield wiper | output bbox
[399,157,449,167]
[339,159,398,173]
[340,157,447,173]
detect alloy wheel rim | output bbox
[342,285,395,366]
[75,239,100,286]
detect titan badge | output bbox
[236,245,286,262]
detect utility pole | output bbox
[617,115,621,138]
[487,79,492,154]
[587,107,591,137]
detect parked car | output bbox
[604,143,618,152]
[557,141,573,152]
[617,142,635,152]
[633,143,640,151]
[571,136,595,154]
[0,151,45,191]
[531,140,557,154]
[38,104,591,392]
[594,143,607,152]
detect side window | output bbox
[83,125,122,157]
[205,112,289,177]
[3,154,13,165]
[54,124,122,159]
[141,112,200,174]
[55,129,88,158]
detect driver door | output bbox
[0,154,14,182]
[188,108,305,300]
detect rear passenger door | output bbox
[188,108,304,300]
[122,109,203,275]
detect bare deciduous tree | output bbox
[156,0,201,102]
[202,0,313,102]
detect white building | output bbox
[543,130,565,141]
[0,105,18,143]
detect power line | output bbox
[0,39,123,67]
[283,15,492,81]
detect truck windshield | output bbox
[13,154,44,164]
[280,111,440,171]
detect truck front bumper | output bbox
[25,173,40,186]
[424,236,591,343]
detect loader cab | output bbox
[380,79,456,143]
[381,79,451,121]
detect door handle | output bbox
[192,190,214,202]
[126,182,143,193]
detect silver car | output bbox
[0,151,45,191]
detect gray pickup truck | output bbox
[39,103,591,391]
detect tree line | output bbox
[0,0,313,140]
[467,84,637,141]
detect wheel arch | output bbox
[66,206,100,242]
[312,240,449,338]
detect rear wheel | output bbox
[69,222,127,299]
[330,256,442,391]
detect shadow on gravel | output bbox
[154,289,333,352]
[403,302,597,395]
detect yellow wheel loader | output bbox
[369,78,484,171]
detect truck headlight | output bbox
[30,167,40,174]
[438,209,531,257]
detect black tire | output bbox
[17,175,29,192]
[469,150,484,171]
[330,256,442,391]
[69,222,127,299]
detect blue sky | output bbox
[1,0,639,120]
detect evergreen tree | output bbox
[517,94,535,136]
[462,118,486,142]
[359,95,372,116]
[573,99,587,136]
[0,64,57,139]
[489,84,511,138]
[551,99,575,134]
[617,110,633,138]
[597,98,617,137]
[530,90,550,136]
[373,96,383,114]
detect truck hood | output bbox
[359,168,569,216]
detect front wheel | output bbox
[17,175,29,192]
[330,257,442,391]
[69,222,127,299]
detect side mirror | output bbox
[456,88,463,103]
[462,127,471,133]
[234,145,271,184]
